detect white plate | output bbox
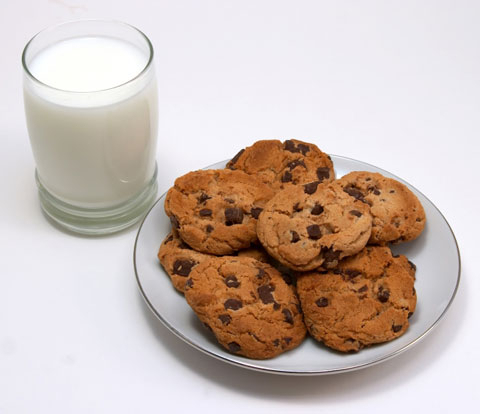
[134,155,461,375]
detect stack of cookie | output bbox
[158,139,426,358]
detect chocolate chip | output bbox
[293,202,302,212]
[316,167,330,182]
[345,269,361,280]
[298,144,310,155]
[250,207,263,219]
[256,268,265,279]
[169,215,180,229]
[311,204,324,215]
[225,198,235,204]
[408,312,414,318]
[357,285,368,293]
[228,342,241,353]
[197,192,211,204]
[199,208,212,217]
[377,287,390,303]
[225,207,243,225]
[273,339,280,347]
[227,149,245,169]
[258,284,275,304]
[368,186,380,195]
[349,210,362,217]
[392,324,403,333]
[172,259,196,276]
[225,275,240,288]
[315,297,329,307]
[283,337,292,345]
[273,303,281,310]
[284,140,297,153]
[304,181,320,194]
[282,308,294,325]
[291,230,300,243]
[322,247,340,266]
[218,314,232,325]
[306,224,322,239]
[185,278,193,288]
[164,234,174,244]
[287,159,306,170]
[281,170,292,182]
[224,298,243,310]
[343,186,366,202]
[206,224,214,233]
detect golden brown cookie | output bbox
[184,256,306,359]
[333,171,426,244]
[297,246,417,352]
[226,139,335,191]
[164,169,275,255]
[257,182,372,271]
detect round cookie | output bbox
[164,169,275,255]
[296,246,417,352]
[157,230,213,293]
[333,171,426,244]
[257,181,372,271]
[184,256,306,359]
[226,139,335,191]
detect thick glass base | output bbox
[35,166,158,236]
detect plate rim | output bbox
[133,154,462,376]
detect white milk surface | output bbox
[24,36,158,208]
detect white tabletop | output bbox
[1,1,477,413]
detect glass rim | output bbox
[21,18,154,94]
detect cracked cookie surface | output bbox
[184,256,306,359]
[164,169,275,255]
[226,139,335,191]
[333,171,426,244]
[297,246,417,352]
[256,182,372,271]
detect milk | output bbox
[24,36,158,209]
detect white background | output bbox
[0,1,478,413]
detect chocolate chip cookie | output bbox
[184,256,306,359]
[257,182,372,271]
[164,169,275,255]
[226,139,335,191]
[297,246,417,352]
[333,171,426,244]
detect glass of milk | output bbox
[22,20,158,235]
